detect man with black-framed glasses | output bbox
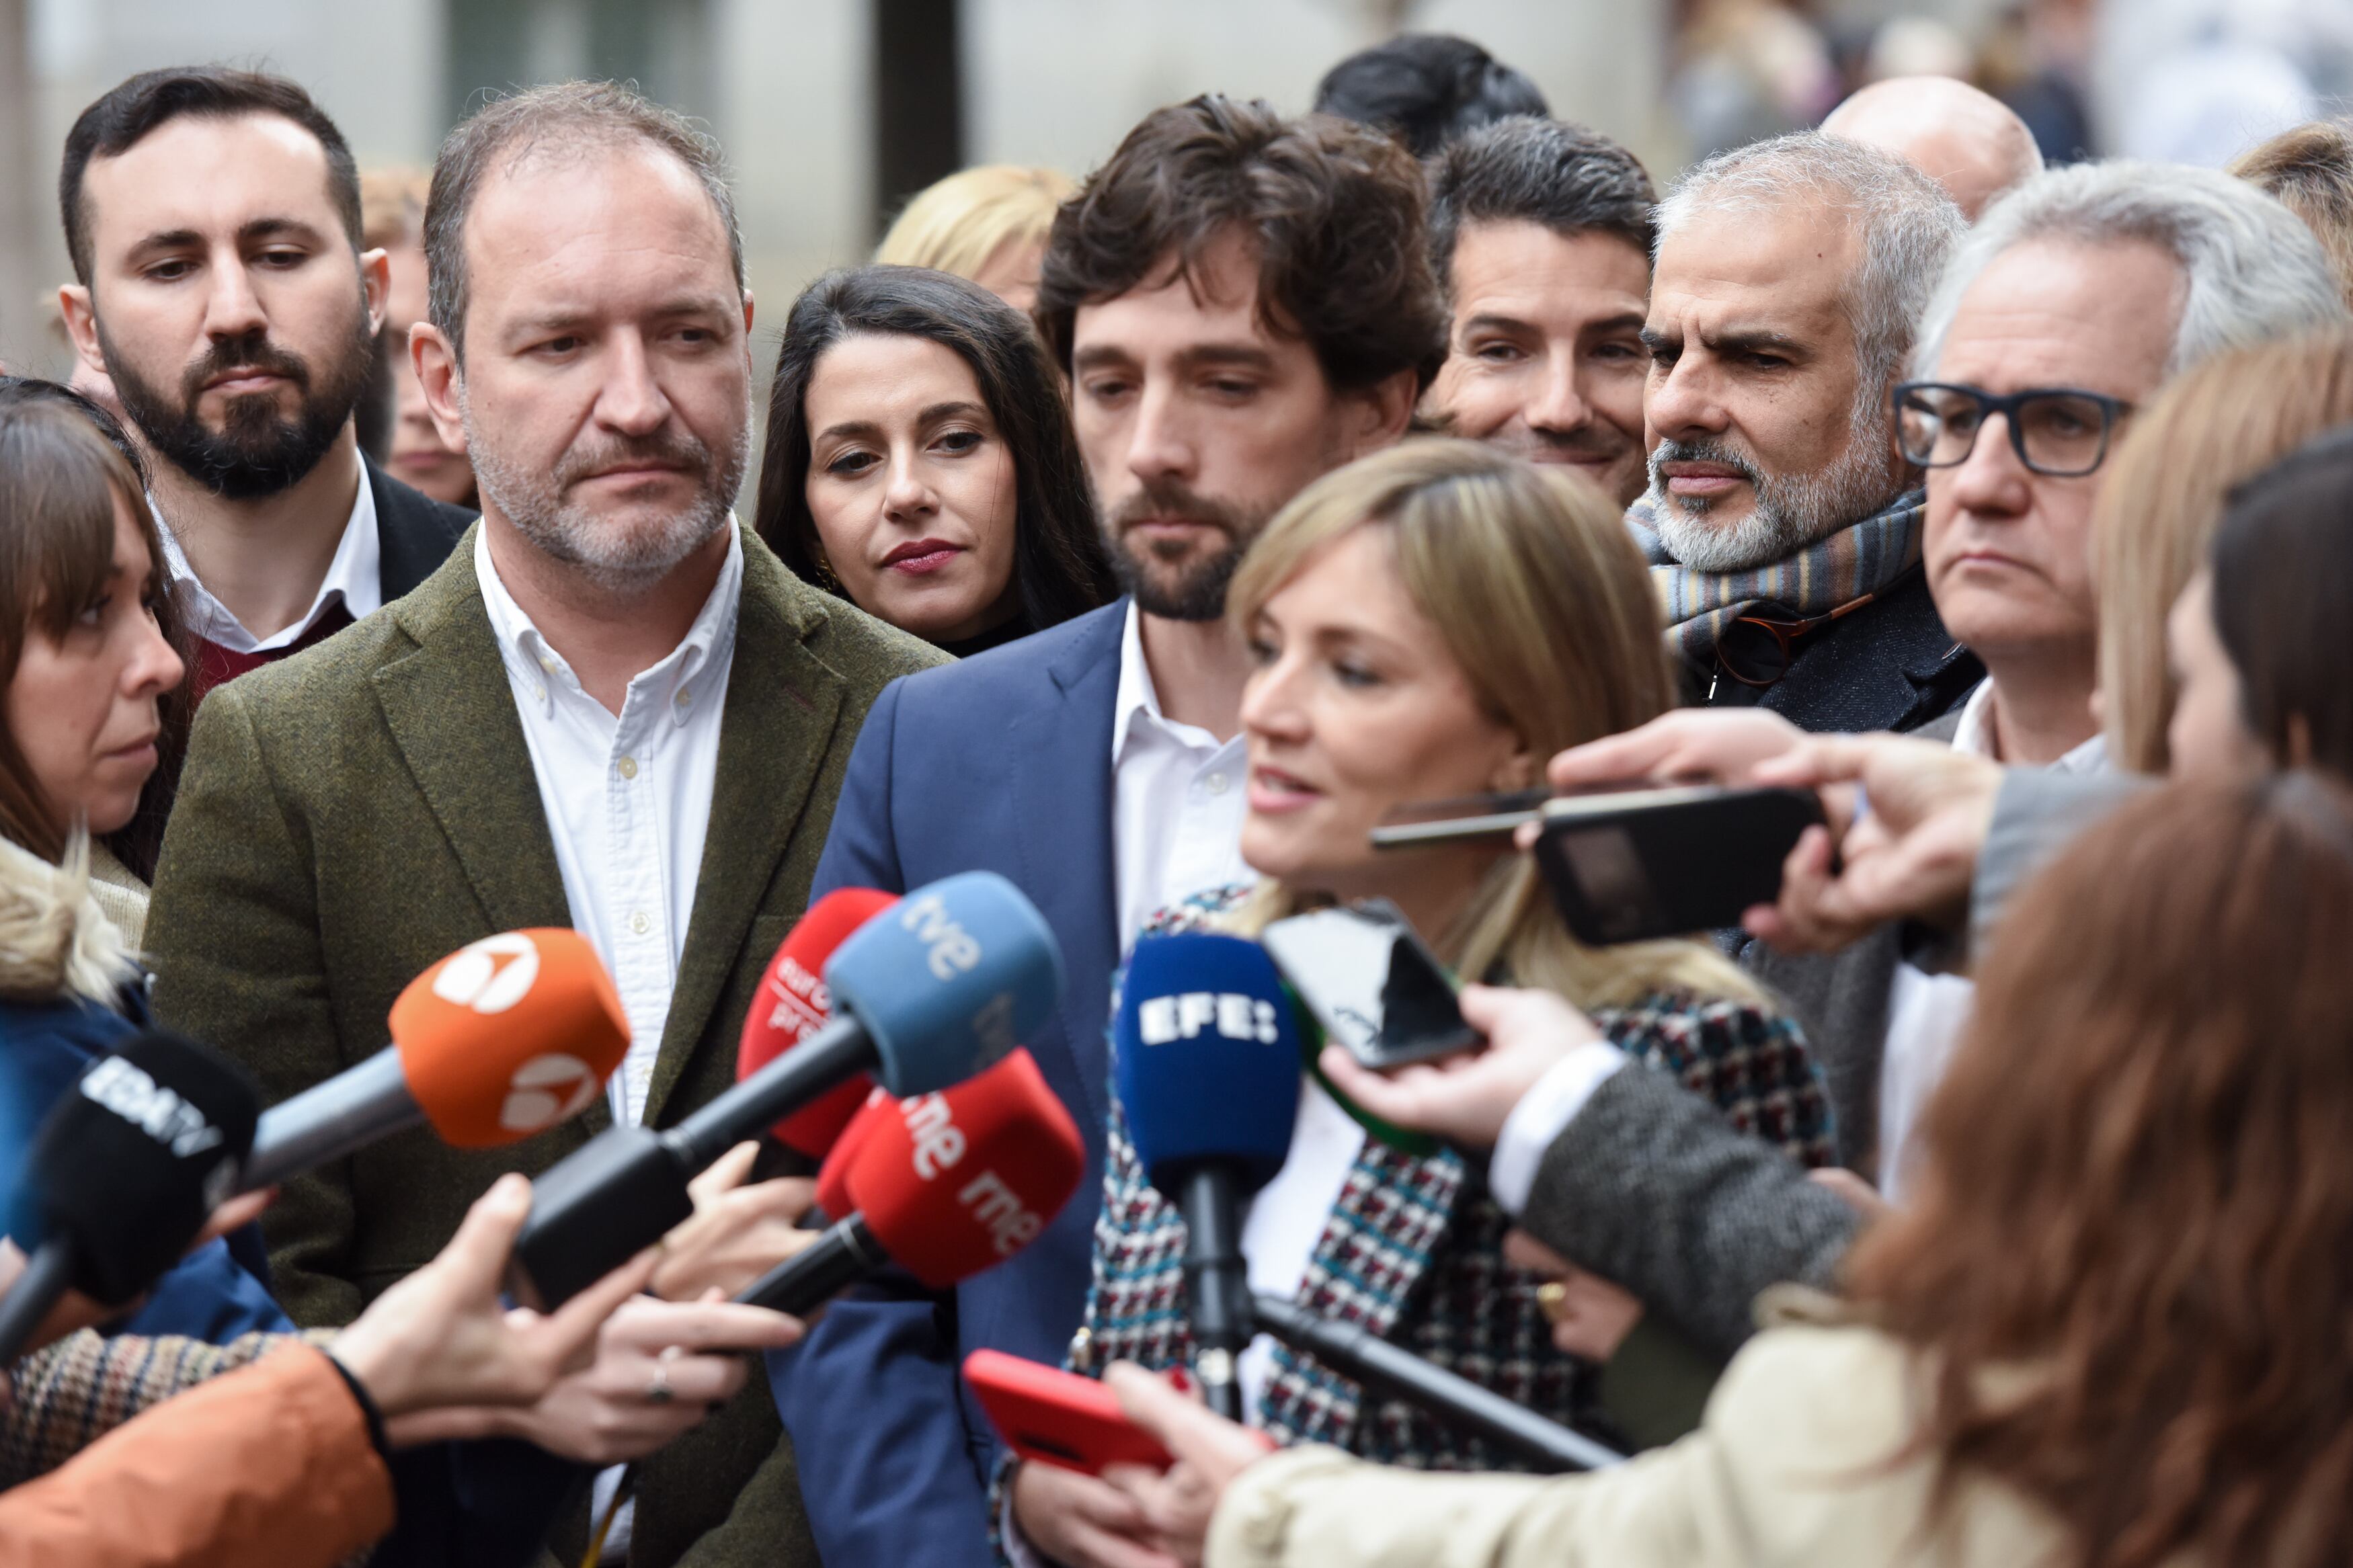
[1751,159,2344,1188]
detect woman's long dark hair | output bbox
[754,265,1115,638]
[0,377,188,880]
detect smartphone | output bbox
[963,1350,1174,1475]
[1259,899,1482,1070]
[1531,785,1825,944]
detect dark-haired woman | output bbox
[754,265,1117,654]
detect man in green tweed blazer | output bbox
[141,83,944,1567]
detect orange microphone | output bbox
[241,929,629,1190]
[736,889,900,1159]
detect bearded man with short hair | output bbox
[1634,131,1982,732]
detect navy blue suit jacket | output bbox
[768,600,1126,1567]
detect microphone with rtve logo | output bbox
[733,1046,1084,1314]
[239,929,631,1192]
[735,888,900,1161]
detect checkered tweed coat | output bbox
[1006,884,1829,1526]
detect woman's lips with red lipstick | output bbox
[881,539,965,575]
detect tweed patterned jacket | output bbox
[0,1327,305,1488]
[994,884,1831,1560]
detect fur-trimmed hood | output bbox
[0,833,139,1008]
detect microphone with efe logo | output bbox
[239,928,631,1192]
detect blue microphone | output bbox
[511,871,1066,1309]
[1115,933,1302,1419]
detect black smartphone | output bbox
[1259,899,1481,1070]
[1531,785,1825,944]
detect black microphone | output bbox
[1249,1293,1626,1473]
[1114,936,1303,1420]
[0,1030,259,1364]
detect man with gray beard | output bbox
[1634,132,1982,732]
[145,82,942,1567]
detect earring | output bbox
[809,551,846,597]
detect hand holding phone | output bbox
[1313,983,1605,1151]
[1260,899,1481,1071]
[965,1350,1175,1475]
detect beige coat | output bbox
[1209,1322,2174,1568]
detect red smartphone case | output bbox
[963,1349,1174,1475]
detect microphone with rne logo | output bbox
[0,1030,260,1364]
[733,1046,1083,1313]
[812,1086,891,1226]
[510,871,1066,1310]
[239,928,630,1192]
[735,889,900,1160]
[1115,933,1303,1421]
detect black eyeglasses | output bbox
[1892,382,2133,478]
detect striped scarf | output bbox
[1629,488,1927,665]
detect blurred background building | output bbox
[0,0,2344,387]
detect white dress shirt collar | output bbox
[1112,598,1226,761]
[1951,679,2108,774]
[154,467,381,653]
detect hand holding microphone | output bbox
[649,1141,817,1303]
[511,872,1066,1311]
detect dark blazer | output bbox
[1704,569,1982,735]
[1521,1066,1860,1360]
[769,598,1127,1568]
[1741,702,1972,1172]
[143,528,947,1568]
[367,452,475,602]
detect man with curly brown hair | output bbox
[770,93,1442,1568]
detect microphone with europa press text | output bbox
[241,929,631,1192]
[0,1030,259,1364]
[1115,933,1302,1421]
[510,871,1066,1309]
[733,1046,1084,1313]
[735,889,901,1161]
[1248,1293,1626,1472]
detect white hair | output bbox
[1657,132,1968,399]
[1913,161,2350,380]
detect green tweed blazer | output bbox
[144,525,947,1568]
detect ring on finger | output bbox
[646,1344,682,1405]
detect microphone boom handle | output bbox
[734,1214,885,1315]
[0,1239,79,1365]
[669,1019,875,1171]
[1181,1172,1249,1422]
[243,1048,417,1193]
[1250,1292,1624,1473]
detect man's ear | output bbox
[358,247,391,337]
[410,323,468,454]
[1345,366,1421,460]
[57,284,108,379]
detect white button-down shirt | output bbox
[474,521,744,1127]
[154,472,381,651]
[1109,600,1253,955]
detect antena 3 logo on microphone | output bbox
[823,872,1066,1096]
[430,932,541,1013]
[391,929,631,1147]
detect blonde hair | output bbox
[359,165,430,251]
[2095,328,2353,772]
[2231,120,2353,310]
[875,165,1077,281]
[1222,439,1763,1011]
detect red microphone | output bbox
[737,889,900,1157]
[813,1087,891,1223]
[735,1048,1084,1312]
